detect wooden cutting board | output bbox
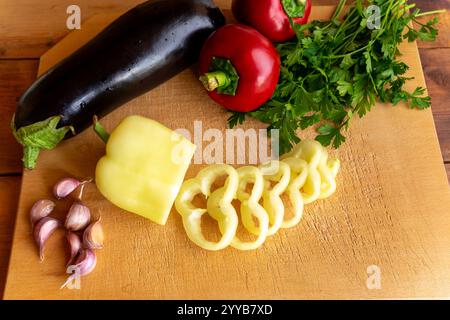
[4,5,450,300]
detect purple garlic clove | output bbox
[65,201,91,231]
[53,178,82,200]
[33,217,61,261]
[30,199,55,228]
[66,231,82,267]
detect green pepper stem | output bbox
[282,0,306,18]
[199,71,230,92]
[93,116,110,144]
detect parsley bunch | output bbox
[228,0,444,154]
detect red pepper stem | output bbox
[93,116,110,144]
[282,0,307,18]
[200,71,230,92]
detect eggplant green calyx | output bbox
[93,116,110,144]
[11,115,75,170]
[282,0,306,18]
[200,57,239,95]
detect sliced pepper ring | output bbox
[175,164,239,251]
[317,148,341,199]
[257,160,291,236]
[281,140,323,204]
[280,157,309,229]
[231,166,269,250]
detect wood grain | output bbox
[0,0,143,58]
[447,164,450,182]
[0,60,39,174]
[0,176,21,299]
[0,0,234,58]
[0,1,349,59]
[420,48,450,162]
[0,1,446,59]
[3,6,450,300]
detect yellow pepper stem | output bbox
[93,116,110,144]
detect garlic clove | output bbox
[33,217,61,261]
[74,249,97,275]
[53,178,81,200]
[61,249,97,289]
[66,231,82,267]
[30,199,56,228]
[83,218,104,250]
[65,201,91,231]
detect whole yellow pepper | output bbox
[94,115,196,225]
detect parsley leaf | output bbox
[228,112,247,128]
[229,0,442,152]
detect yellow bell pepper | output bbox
[94,115,196,225]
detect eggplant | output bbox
[12,0,225,169]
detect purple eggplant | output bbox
[12,0,225,169]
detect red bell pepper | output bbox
[199,24,280,113]
[232,0,312,42]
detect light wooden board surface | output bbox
[4,6,450,300]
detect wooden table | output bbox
[0,0,449,299]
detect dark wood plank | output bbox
[0,0,143,58]
[0,0,343,59]
[0,0,239,58]
[446,163,450,183]
[0,1,447,58]
[0,176,21,299]
[420,48,450,162]
[0,60,39,174]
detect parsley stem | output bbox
[335,8,359,37]
[331,0,347,21]
[333,27,362,54]
[415,10,446,17]
[325,43,371,59]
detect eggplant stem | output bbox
[93,116,110,144]
[11,114,75,170]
